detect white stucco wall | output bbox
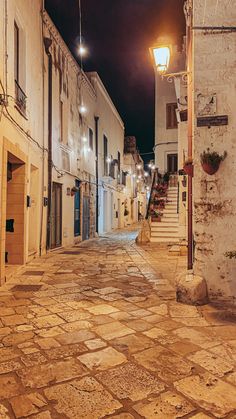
[0,0,46,283]
[193,0,236,301]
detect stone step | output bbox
[163,209,178,214]
[162,214,178,219]
[151,231,179,238]
[151,226,178,232]
[150,236,179,243]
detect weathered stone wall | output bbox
[193,0,236,301]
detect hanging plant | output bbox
[183,158,193,176]
[200,149,227,175]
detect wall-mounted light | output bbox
[149,45,171,74]
[82,136,87,143]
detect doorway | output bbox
[50,182,62,249]
[5,153,26,266]
[28,164,39,257]
[167,153,178,173]
[118,198,122,229]
[103,191,108,233]
[74,180,80,237]
[82,196,90,240]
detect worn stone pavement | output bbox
[0,227,236,419]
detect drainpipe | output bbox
[187,0,193,270]
[4,0,8,95]
[39,3,45,256]
[44,37,53,250]
[94,116,99,233]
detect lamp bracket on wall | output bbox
[162,71,189,83]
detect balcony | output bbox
[15,80,27,116]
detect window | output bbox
[167,154,178,173]
[14,22,19,83]
[89,128,93,151]
[103,135,108,175]
[14,20,26,115]
[166,103,178,129]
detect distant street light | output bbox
[79,104,87,114]
[78,45,87,56]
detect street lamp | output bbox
[149,45,171,74]
[150,3,193,271]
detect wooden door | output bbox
[74,180,80,237]
[82,196,90,240]
[50,183,62,249]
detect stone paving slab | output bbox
[0,227,235,418]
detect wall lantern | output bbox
[149,45,171,74]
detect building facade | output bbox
[0,1,148,285]
[0,0,47,285]
[192,0,236,301]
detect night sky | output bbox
[45,0,186,163]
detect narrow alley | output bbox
[0,227,236,418]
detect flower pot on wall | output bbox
[201,161,220,175]
[183,162,193,177]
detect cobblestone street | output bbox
[0,227,236,418]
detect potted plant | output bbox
[151,209,163,222]
[200,149,227,175]
[183,158,193,176]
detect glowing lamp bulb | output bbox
[137,180,140,184]
[78,45,87,56]
[138,175,142,179]
[151,46,170,74]
[79,105,87,114]
[148,163,152,168]
[106,157,111,163]
[137,164,142,170]
[144,172,148,177]
[82,136,87,143]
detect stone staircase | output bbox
[150,186,179,243]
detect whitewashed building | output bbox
[0,0,47,284]
[0,2,148,285]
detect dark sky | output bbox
[45,0,186,163]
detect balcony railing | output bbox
[15,80,27,115]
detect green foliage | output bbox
[200,148,227,169]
